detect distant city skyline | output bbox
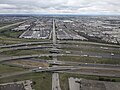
[0,0,120,15]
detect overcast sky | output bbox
[0,0,120,14]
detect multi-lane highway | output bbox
[0,54,65,62]
[0,18,120,90]
[0,41,52,48]
[1,45,120,60]
[1,65,120,79]
[1,40,119,49]
[0,45,53,52]
[0,41,120,60]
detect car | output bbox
[81,55,88,57]
[111,53,114,56]
[65,51,71,54]
[39,67,42,69]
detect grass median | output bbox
[58,56,120,64]
[0,64,25,75]
[0,49,48,56]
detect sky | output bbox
[0,0,120,15]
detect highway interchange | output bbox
[0,18,120,90]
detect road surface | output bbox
[0,41,52,48]
[52,73,61,90]
[53,19,57,45]
[0,21,25,30]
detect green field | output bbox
[0,49,48,56]
[0,21,22,27]
[0,72,52,90]
[58,56,120,64]
[0,29,24,38]
[0,22,24,38]
[0,36,51,45]
[0,64,25,75]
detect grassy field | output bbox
[37,56,53,60]
[0,29,24,38]
[0,21,22,27]
[0,49,48,56]
[0,72,52,90]
[0,36,51,45]
[58,56,120,64]
[0,64,25,75]
[9,60,49,67]
[0,22,23,38]
[0,22,12,27]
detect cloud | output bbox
[0,0,120,14]
[0,4,17,9]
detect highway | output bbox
[33,66,120,78]
[0,41,52,48]
[4,57,120,71]
[1,45,120,60]
[52,19,61,90]
[0,45,53,52]
[0,18,120,90]
[0,52,120,63]
[52,73,61,90]
[0,54,65,62]
[0,41,119,60]
[0,66,73,79]
[59,41,120,48]
[53,19,57,45]
[66,50,120,59]
[44,59,120,68]
[0,21,25,30]
[33,66,75,72]
[1,40,119,49]
[0,66,76,79]
[0,65,120,79]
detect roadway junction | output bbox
[0,18,120,90]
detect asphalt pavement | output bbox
[52,73,61,90]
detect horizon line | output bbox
[0,13,120,16]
